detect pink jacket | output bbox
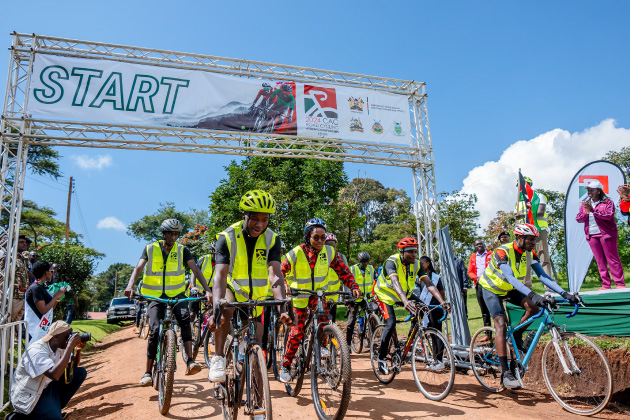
[576,199,618,240]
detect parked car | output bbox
[106,297,136,324]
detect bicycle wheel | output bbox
[311,324,351,420]
[469,327,504,392]
[412,327,455,401]
[272,319,287,380]
[285,323,313,397]
[365,314,380,350]
[203,328,216,367]
[137,317,144,337]
[141,318,150,340]
[369,325,397,384]
[249,344,272,420]
[191,315,202,361]
[542,331,612,415]
[350,315,364,354]
[158,329,177,414]
[220,337,239,420]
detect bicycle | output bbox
[213,297,288,420]
[282,289,352,420]
[136,302,149,339]
[345,295,381,354]
[180,291,214,363]
[469,298,612,416]
[369,303,455,401]
[134,293,204,415]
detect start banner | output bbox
[26,54,412,146]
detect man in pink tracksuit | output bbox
[576,180,626,290]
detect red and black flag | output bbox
[518,170,535,225]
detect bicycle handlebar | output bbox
[533,299,580,320]
[290,288,352,298]
[213,297,289,326]
[132,293,204,304]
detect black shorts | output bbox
[481,287,527,318]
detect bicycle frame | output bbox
[393,305,447,366]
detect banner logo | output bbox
[578,175,609,200]
[372,121,384,134]
[393,122,404,136]
[304,85,338,118]
[349,118,364,132]
[348,96,364,112]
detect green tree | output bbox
[17,200,80,246]
[208,148,347,248]
[603,146,630,169]
[438,190,480,260]
[26,145,62,179]
[483,210,517,248]
[127,202,209,242]
[87,262,135,310]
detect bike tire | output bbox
[542,331,612,415]
[272,318,287,380]
[369,325,397,384]
[220,336,239,420]
[141,320,150,340]
[203,328,215,367]
[350,316,363,354]
[285,323,313,397]
[137,317,144,338]
[469,327,504,392]
[311,324,351,420]
[249,344,273,420]
[365,314,380,350]
[191,316,202,361]
[158,329,177,415]
[412,327,455,401]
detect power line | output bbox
[25,175,68,192]
[72,180,94,249]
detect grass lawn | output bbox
[70,319,129,351]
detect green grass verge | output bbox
[69,319,128,351]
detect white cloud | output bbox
[461,119,630,229]
[71,154,112,170]
[97,217,127,231]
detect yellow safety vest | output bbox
[350,264,375,301]
[220,221,277,315]
[285,245,333,309]
[325,251,347,301]
[479,242,531,296]
[141,241,186,298]
[194,254,214,288]
[374,254,420,306]
[516,192,548,230]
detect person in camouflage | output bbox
[0,235,32,321]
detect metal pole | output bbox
[65,176,73,242]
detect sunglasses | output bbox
[311,235,327,242]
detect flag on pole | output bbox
[518,170,535,225]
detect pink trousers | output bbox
[587,235,626,288]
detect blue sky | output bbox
[1,1,629,272]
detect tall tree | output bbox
[438,190,481,260]
[603,146,630,169]
[484,210,517,248]
[16,200,80,246]
[127,202,209,243]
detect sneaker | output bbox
[279,366,292,383]
[598,287,611,291]
[378,358,389,375]
[320,346,331,358]
[208,355,226,382]
[139,372,153,386]
[133,327,139,334]
[186,360,201,375]
[478,335,490,343]
[501,370,520,389]
[429,361,445,371]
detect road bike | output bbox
[369,303,455,401]
[282,289,352,420]
[213,297,288,420]
[345,295,381,354]
[469,298,612,415]
[135,293,204,415]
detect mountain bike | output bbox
[135,293,204,415]
[345,295,381,354]
[251,105,268,132]
[263,304,288,381]
[469,298,612,416]
[369,303,455,401]
[213,297,288,420]
[179,291,213,363]
[137,302,149,339]
[282,289,352,420]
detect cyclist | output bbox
[279,218,361,383]
[250,82,273,112]
[374,237,449,375]
[346,251,377,346]
[124,219,212,386]
[479,223,580,389]
[207,190,291,382]
[323,232,347,323]
[189,241,216,323]
[267,84,296,125]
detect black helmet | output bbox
[160,219,182,233]
[358,251,370,262]
[262,82,271,88]
[282,84,293,93]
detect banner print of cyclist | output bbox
[193,81,297,135]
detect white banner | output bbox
[564,160,626,292]
[26,54,412,145]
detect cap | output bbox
[497,231,509,240]
[41,321,71,343]
[587,180,603,190]
[18,234,32,244]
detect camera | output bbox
[70,332,91,343]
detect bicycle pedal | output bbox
[213,385,225,400]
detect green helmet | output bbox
[239,190,276,214]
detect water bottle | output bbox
[358,316,365,333]
[238,336,248,363]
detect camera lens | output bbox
[80,333,91,342]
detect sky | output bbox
[1,1,629,271]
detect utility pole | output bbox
[65,176,73,242]
[113,270,119,297]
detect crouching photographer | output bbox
[9,321,90,420]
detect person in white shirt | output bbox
[9,321,87,420]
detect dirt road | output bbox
[65,326,626,420]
